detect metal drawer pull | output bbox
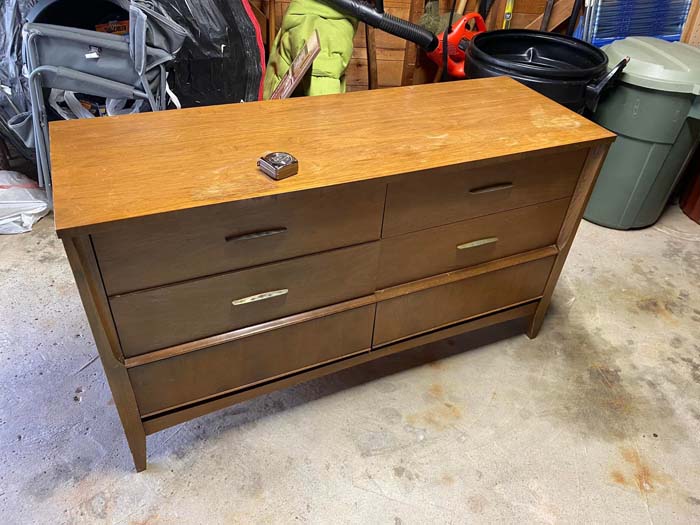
[232,289,289,306]
[225,227,287,242]
[469,182,514,194]
[457,237,499,250]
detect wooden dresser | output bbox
[51,78,614,471]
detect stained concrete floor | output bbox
[1,205,700,524]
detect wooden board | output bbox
[682,1,700,46]
[50,77,614,235]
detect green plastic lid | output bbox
[604,37,700,94]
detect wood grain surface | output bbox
[377,198,569,287]
[93,182,385,295]
[50,77,614,235]
[110,241,380,356]
[374,255,555,345]
[382,148,586,236]
[129,305,376,416]
[141,302,538,435]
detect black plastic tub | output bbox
[467,29,627,113]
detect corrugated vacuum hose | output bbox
[324,0,439,51]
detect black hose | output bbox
[325,0,438,51]
[442,0,458,81]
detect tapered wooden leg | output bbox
[527,301,546,339]
[526,144,610,340]
[63,236,149,472]
[126,429,147,472]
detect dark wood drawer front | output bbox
[129,305,375,416]
[382,149,587,236]
[94,183,385,295]
[373,256,555,345]
[111,242,380,357]
[378,199,568,288]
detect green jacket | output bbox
[263,0,357,98]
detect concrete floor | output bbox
[1,205,700,524]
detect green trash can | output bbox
[585,37,700,230]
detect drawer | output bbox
[373,256,555,345]
[377,198,568,288]
[382,149,587,236]
[93,183,385,295]
[129,305,375,416]
[110,242,380,356]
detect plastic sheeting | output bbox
[0,0,264,153]
[0,170,49,233]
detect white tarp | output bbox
[0,170,48,234]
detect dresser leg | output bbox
[63,236,149,473]
[127,430,147,472]
[527,145,610,341]
[526,309,545,339]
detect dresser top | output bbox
[50,77,614,235]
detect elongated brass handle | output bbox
[469,182,513,194]
[225,227,287,242]
[457,237,498,250]
[232,289,288,306]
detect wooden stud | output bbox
[682,1,700,46]
[365,24,379,89]
[524,0,575,31]
[401,0,425,86]
[267,0,277,49]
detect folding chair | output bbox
[16,0,187,201]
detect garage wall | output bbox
[251,0,570,91]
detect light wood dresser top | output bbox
[50,77,614,236]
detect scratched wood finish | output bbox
[374,255,555,345]
[129,305,376,416]
[378,198,568,287]
[50,78,614,235]
[110,242,380,356]
[93,182,385,295]
[382,148,587,236]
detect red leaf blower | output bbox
[426,12,487,79]
[324,0,486,79]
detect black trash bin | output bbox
[467,29,627,113]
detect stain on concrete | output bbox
[25,455,93,501]
[678,356,700,383]
[687,496,700,506]
[636,298,679,324]
[80,491,110,520]
[438,473,455,485]
[237,471,264,498]
[351,425,402,457]
[611,447,674,497]
[130,515,161,525]
[670,336,685,349]
[393,466,418,481]
[379,407,402,425]
[406,384,462,430]
[467,494,487,514]
[516,326,686,444]
[620,448,657,493]
[610,470,627,485]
